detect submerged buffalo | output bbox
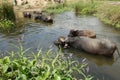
[34,12,54,23]
[68,29,96,38]
[64,36,119,57]
[23,12,32,18]
[54,36,66,48]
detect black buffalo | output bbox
[64,36,119,57]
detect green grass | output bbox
[44,1,76,14]
[75,1,97,15]
[0,46,93,80]
[95,2,120,28]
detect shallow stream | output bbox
[0,11,120,80]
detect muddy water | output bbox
[0,11,120,80]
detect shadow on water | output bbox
[0,11,120,80]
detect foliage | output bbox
[0,46,93,80]
[0,1,15,21]
[0,0,15,33]
[96,3,120,28]
[0,19,15,33]
[44,0,75,14]
[74,0,120,28]
[75,1,97,15]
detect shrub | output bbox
[0,19,15,33]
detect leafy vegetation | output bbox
[0,19,15,33]
[44,1,74,14]
[0,1,15,21]
[0,0,15,33]
[0,46,93,80]
[75,1,97,15]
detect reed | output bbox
[0,1,15,21]
[0,1,15,33]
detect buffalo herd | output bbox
[54,29,120,57]
[23,11,119,57]
[23,11,54,23]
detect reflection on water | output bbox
[0,11,120,80]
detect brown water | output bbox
[0,11,120,80]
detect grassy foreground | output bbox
[0,46,93,80]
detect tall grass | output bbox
[74,0,120,28]
[96,3,120,28]
[44,0,76,14]
[75,1,97,15]
[0,1,15,21]
[0,46,93,80]
[0,1,15,33]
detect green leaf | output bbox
[17,74,27,80]
[22,74,27,80]
[2,64,9,73]
[0,78,3,80]
[35,76,42,80]
[0,59,3,64]
[3,56,10,64]
[31,59,37,65]
[6,72,13,78]
[54,74,61,80]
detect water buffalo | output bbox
[34,12,54,23]
[41,13,54,23]
[23,12,32,18]
[34,12,42,20]
[68,29,96,38]
[64,36,119,57]
[54,36,66,48]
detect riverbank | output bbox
[95,1,120,29]
[74,0,120,29]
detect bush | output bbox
[0,46,93,80]
[0,19,15,33]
